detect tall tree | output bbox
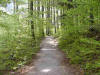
[46,0,51,35]
[13,0,18,13]
[41,0,45,36]
[29,0,35,39]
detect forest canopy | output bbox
[0,0,100,75]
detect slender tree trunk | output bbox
[16,3,18,12]
[13,0,19,13]
[46,0,50,35]
[29,0,35,39]
[13,0,16,13]
[54,7,57,33]
[41,1,45,36]
[90,8,94,25]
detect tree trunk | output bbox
[68,0,73,9]
[90,8,94,25]
[29,0,35,39]
[41,2,45,36]
[13,0,16,13]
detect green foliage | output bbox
[0,0,100,74]
[0,0,44,72]
[58,0,100,74]
[0,14,41,71]
[59,27,100,74]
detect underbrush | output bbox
[0,14,43,74]
[58,25,100,75]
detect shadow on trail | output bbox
[17,36,83,75]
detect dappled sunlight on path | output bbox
[18,36,83,75]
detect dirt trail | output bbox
[18,36,83,75]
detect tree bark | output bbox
[90,8,94,25]
[29,0,35,39]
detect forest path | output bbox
[19,36,83,75]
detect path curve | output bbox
[18,36,83,75]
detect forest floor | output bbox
[15,36,83,75]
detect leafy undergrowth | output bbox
[58,26,100,75]
[0,38,41,74]
[0,13,43,74]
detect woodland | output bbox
[0,0,100,75]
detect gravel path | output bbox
[19,36,83,75]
